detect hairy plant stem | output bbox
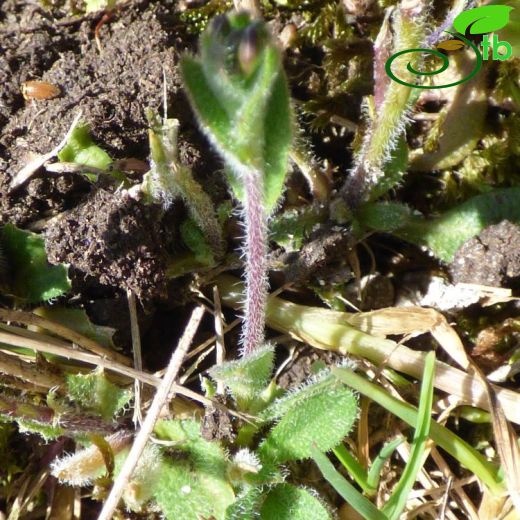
[241,169,268,356]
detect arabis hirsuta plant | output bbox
[181,11,292,355]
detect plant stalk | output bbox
[241,169,268,356]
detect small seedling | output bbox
[142,111,225,258]
[181,11,292,355]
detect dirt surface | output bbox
[0,0,217,226]
[45,188,168,299]
[450,220,520,287]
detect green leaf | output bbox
[180,57,234,158]
[368,133,409,201]
[1,224,71,302]
[58,124,113,180]
[208,344,275,411]
[154,460,234,520]
[397,188,520,262]
[260,68,293,212]
[312,446,388,520]
[180,219,215,267]
[154,419,229,477]
[332,443,372,495]
[354,202,414,234]
[269,206,323,252]
[66,370,131,420]
[153,419,234,520]
[33,306,115,348]
[259,484,332,520]
[181,13,292,214]
[258,372,358,463]
[225,487,265,520]
[382,351,435,519]
[366,438,404,492]
[17,420,63,441]
[360,189,520,262]
[453,5,513,35]
[332,367,504,495]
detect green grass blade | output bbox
[311,445,388,520]
[382,351,435,519]
[366,438,404,492]
[332,367,505,496]
[332,444,371,495]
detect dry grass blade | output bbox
[0,329,157,386]
[0,349,62,389]
[217,275,520,424]
[470,362,520,515]
[346,307,469,369]
[0,325,234,415]
[97,305,205,520]
[0,307,131,365]
[213,286,226,394]
[9,111,82,191]
[127,289,143,425]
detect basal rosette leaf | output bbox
[258,372,358,463]
[1,223,71,302]
[153,419,234,519]
[208,344,275,410]
[66,369,131,420]
[259,484,332,520]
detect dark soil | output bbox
[450,220,520,287]
[0,0,228,353]
[0,0,219,227]
[45,188,168,299]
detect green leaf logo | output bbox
[453,5,513,35]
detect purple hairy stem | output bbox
[423,0,477,47]
[424,11,456,47]
[373,9,394,110]
[240,168,268,356]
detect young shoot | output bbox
[181,11,292,355]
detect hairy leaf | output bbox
[259,372,358,463]
[259,484,332,520]
[66,370,131,420]
[209,344,275,411]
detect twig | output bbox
[97,306,205,520]
[0,308,131,365]
[0,329,219,410]
[0,349,62,389]
[0,329,154,383]
[185,318,241,361]
[213,286,226,394]
[10,111,83,191]
[127,290,143,425]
